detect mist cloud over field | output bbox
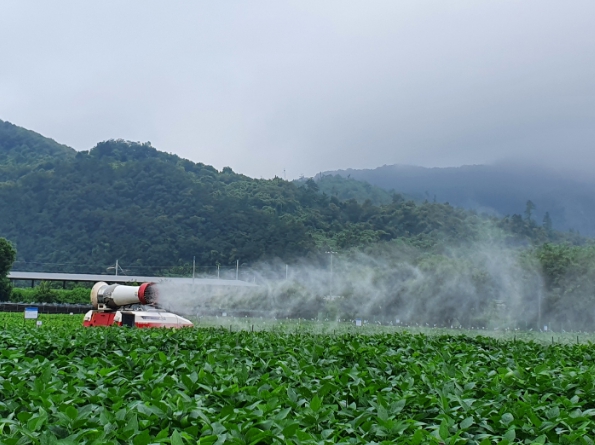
[157,234,561,331]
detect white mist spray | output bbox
[155,236,546,330]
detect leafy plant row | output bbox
[1,325,595,444]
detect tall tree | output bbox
[543,211,553,233]
[0,238,16,301]
[524,200,536,222]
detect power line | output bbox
[13,261,247,269]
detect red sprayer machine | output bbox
[83,281,193,328]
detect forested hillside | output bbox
[3,121,595,327]
[323,164,595,236]
[0,119,75,180]
[297,174,393,206]
[0,120,584,276]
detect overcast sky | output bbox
[1,1,593,179]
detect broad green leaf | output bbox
[17,412,32,423]
[287,387,297,403]
[377,404,389,422]
[282,423,299,438]
[410,429,424,445]
[460,416,474,429]
[501,413,514,425]
[171,430,184,445]
[503,428,516,441]
[142,366,154,381]
[132,430,151,445]
[275,407,291,420]
[65,406,78,421]
[439,419,449,440]
[39,431,58,445]
[392,399,406,414]
[546,406,560,419]
[310,395,322,413]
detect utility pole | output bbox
[236,260,239,280]
[330,254,333,296]
[285,264,288,280]
[107,260,122,276]
[192,256,196,285]
[217,264,220,279]
[326,251,337,296]
[538,290,542,330]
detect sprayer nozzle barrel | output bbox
[91,282,158,309]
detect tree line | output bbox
[0,134,594,328]
[0,139,580,276]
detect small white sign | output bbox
[24,307,38,319]
[222,312,227,317]
[355,319,362,327]
[36,321,42,327]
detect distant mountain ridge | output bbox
[295,174,394,206]
[0,119,75,180]
[0,119,583,274]
[323,163,595,236]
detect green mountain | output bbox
[323,164,595,237]
[0,119,75,180]
[3,121,595,329]
[296,174,394,206]
[0,121,582,276]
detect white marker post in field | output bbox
[24,307,38,326]
[24,307,38,319]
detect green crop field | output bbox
[1,314,595,444]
